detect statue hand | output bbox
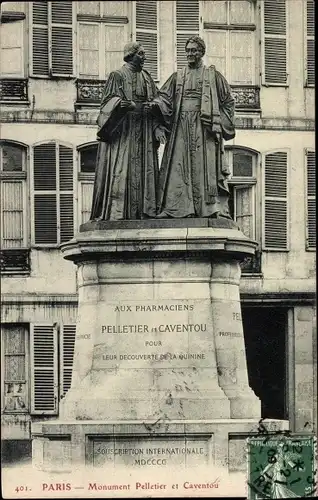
[144,101,158,113]
[155,127,166,145]
[120,100,136,110]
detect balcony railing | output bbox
[0,248,31,274]
[240,251,262,275]
[231,85,260,112]
[0,79,29,103]
[76,79,261,111]
[76,79,105,106]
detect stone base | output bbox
[60,224,261,421]
[32,419,289,474]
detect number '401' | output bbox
[15,486,29,493]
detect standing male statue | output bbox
[90,42,166,221]
[150,36,236,219]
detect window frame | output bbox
[0,141,29,249]
[226,146,259,241]
[30,141,77,248]
[77,143,97,227]
[203,1,257,85]
[1,323,29,414]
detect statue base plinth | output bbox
[31,419,289,479]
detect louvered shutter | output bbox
[51,1,73,76]
[0,19,24,77]
[306,150,316,249]
[59,145,74,243]
[32,1,49,76]
[263,0,287,85]
[81,182,94,225]
[33,143,74,245]
[176,0,200,71]
[263,151,288,250]
[33,143,57,244]
[135,0,159,80]
[235,186,254,239]
[306,0,315,86]
[0,181,24,248]
[60,324,76,398]
[30,324,58,414]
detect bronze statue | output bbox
[150,36,235,219]
[90,42,166,221]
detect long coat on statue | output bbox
[90,63,163,220]
[156,64,235,218]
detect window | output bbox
[31,1,73,77]
[262,0,288,85]
[77,1,159,81]
[78,143,97,226]
[226,148,258,240]
[0,5,25,78]
[305,0,314,86]
[0,142,27,249]
[32,142,75,245]
[305,149,315,250]
[2,324,29,413]
[262,150,289,250]
[203,0,256,85]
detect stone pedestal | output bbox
[32,219,263,474]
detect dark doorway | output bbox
[241,306,288,420]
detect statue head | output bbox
[123,42,146,70]
[185,36,206,68]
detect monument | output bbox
[32,39,286,479]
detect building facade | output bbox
[0,0,316,467]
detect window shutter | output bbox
[78,23,99,79]
[235,186,254,239]
[60,324,76,398]
[306,0,315,86]
[32,1,49,76]
[230,31,253,85]
[176,0,200,71]
[33,143,74,245]
[263,151,288,250]
[51,1,73,76]
[59,145,74,243]
[306,150,316,249]
[30,324,58,415]
[263,0,287,85]
[33,143,57,244]
[0,19,24,77]
[0,181,24,248]
[135,0,159,80]
[80,182,94,225]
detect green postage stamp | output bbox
[247,435,317,499]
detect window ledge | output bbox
[0,11,26,22]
